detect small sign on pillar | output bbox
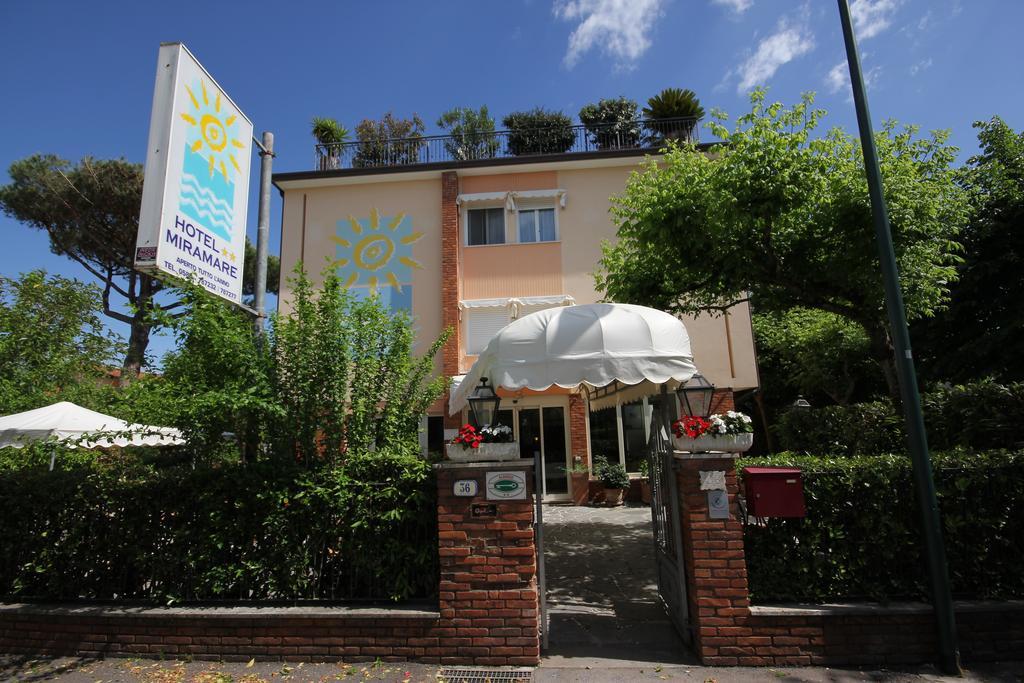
[708,489,730,519]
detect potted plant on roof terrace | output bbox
[579,97,641,150]
[311,117,349,170]
[502,108,576,156]
[642,88,704,144]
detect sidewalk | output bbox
[1,655,1021,682]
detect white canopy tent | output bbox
[0,401,184,451]
[449,303,698,414]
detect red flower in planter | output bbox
[672,416,711,439]
[453,424,484,450]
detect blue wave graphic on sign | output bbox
[178,145,234,241]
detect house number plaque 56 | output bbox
[454,479,479,497]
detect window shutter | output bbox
[466,308,511,355]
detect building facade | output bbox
[274,144,759,501]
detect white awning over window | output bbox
[456,189,567,211]
[449,303,697,414]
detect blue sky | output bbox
[1,0,1020,363]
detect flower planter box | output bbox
[445,442,520,462]
[672,432,753,453]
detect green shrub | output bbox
[775,380,1024,455]
[437,106,499,161]
[502,109,575,156]
[353,112,425,167]
[578,97,641,149]
[0,451,437,603]
[775,400,904,455]
[738,450,1024,602]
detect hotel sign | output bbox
[135,42,253,305]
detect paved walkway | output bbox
[539,502,696,669]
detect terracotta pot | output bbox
[640,479,652,505]
[570,472,589,506]
[603,487,625,507]
[589,480,606,506]
[672,432,753,453]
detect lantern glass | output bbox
[468,377,501,428]
[676,373,715,418]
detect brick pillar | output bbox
[675,453,752,665]
[435,461,540,666]
[712,389,735,413]
[568,394,588,467]
[441,171,462,429]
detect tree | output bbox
[0,270,122,414]
[913,117,1024,382]
[596,91,969,402]
[752,307,881,407]
[0,155,280,378]
[437,106,499,161]
[353,112,425,167]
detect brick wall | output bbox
[568,394,588,467]
[674,452,1024,667]
[441,170,461,429]
[0,607,439,662]
[435,461,540,665]
[1,461,541,667]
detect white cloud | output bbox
[909,57,933,76]
[735,18,815,93]
[554,0,664,69]
[850,0,902,41]
[824,58,881,98]
[712,0,752,15]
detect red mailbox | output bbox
[742,467,806,518]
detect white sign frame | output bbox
[135,42,253,305]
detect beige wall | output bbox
[276,158,758,392]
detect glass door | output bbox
[516,406,569,500]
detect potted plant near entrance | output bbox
[445,423,518,462]
[599,460,630,507]
[639,458,652,505]
[566,458,590,506]
[672,411,754,453]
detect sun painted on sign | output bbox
[178,79,245,243]
[330,209,423,312]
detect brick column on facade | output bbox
[440,171,462,429]
[435,461,540,666]
[712,389,735,414]
[675,453,754,666]
[568,393,589,467]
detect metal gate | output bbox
[648,393,690,643]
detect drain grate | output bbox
[438,667,533,683]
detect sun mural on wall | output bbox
[330,208,423,312]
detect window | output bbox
[465,307,512,355]
[467,207,505,246]
[517,207,557,243]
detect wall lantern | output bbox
[468,377,501,428]
[676,373,715,418]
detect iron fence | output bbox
[314,117,701,171]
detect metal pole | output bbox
[253,131,274,336]
[836,0,960,674]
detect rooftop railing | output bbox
[313,116,701,171]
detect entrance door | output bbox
[517,406,570,500]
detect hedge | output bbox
[0,452,437,604]
[775,379,1024,456]
[739,450,1024,603]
